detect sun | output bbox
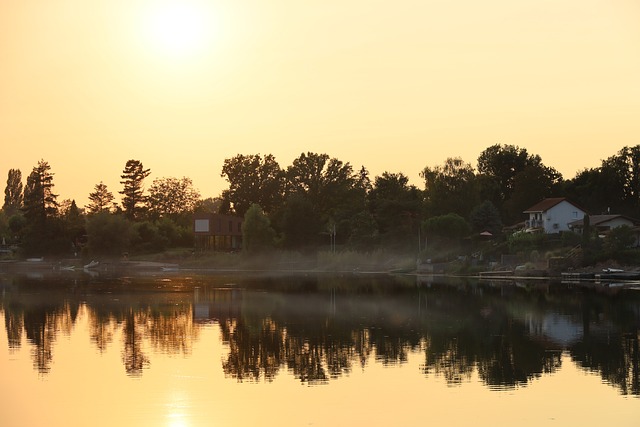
[142,0,218,59]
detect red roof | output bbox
[523,197,584,213]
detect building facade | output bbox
[523,198,587,234]
[193,213,243,251]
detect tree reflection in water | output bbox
[0,272,638,393]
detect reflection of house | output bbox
[523,198,587,234]
[193,213,243,250]
[526,313,583,347]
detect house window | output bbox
[194,219,209,233]
[553,223,559,229]
[572,211,578,218]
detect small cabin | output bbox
[193,213,243,251]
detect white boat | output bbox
[84,260,99,269]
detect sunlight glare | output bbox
[142,0,218,59]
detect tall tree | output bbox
[119,160,150,220]
[147,176,200,220]
[469,200,502,235]
[368,172,422,248]
[60,199,86,253]
[421,157,478,218]
[477,144,562,223]
[601,146,640,215]
[3,169,23,216]
[21,160,61,254]
[22,160,58,224]
[86,181,115,214]
[503,164,562,223]
[242,204,276,253]
[563,146,640,217]
[220,154,284,217]
[279,193,322,249]
[286,153,355,214]
[477,144,533,204]
[284,152,361,247]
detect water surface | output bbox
[1,271,638,426]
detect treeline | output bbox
[1,144,640,257]
[0,159,200,256]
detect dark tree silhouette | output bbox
[119,160,150,220]
[3,168,23,216]
[86,181,115,214]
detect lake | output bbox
[0,269,638,427]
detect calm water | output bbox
[0,270,638,427]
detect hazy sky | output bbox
[2,0,639,207]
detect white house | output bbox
[568,214,640,247]
[568,214,639,234]
[523,198,587,234]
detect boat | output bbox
[84,260,99,269]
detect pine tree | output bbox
[21,160,60,255]
[86,181,115,214]
[22,160,58,224]
[119,160,150,220]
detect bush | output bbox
[86,212,135,256]
[132,221,168,253]
[507,231,546,253]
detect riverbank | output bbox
[3,250,640,286]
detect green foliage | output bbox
[147,176,200,220]
[279,193,322,250]
[603,225,635,254]
[86,212,135,256]
[242,204,276,253]
[421,157,478,218]
[368,172,422,247]
[22,160,58,225]
[0,211,8,243]
[421,213,470,261]
[469,200,502,235]
[423,213,470,239]
[477,144,537,203]
[154,217,191,247]
[60,200,86,252]
[7,214,26,242]
[347,211,379,250]
[132,221,168,253]
[507,231,546,253]
[564,145,640,217]
[20,160,64,255]
[220,153,284,217]
[477,144,562,224]
[503,164,562,223]
[86,181,115,214]
[3,168,23,216]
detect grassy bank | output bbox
[129,248,418,272]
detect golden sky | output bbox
[2,0,639,207]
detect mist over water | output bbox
[1,271,638,426]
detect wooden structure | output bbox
[193,213,243,251]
